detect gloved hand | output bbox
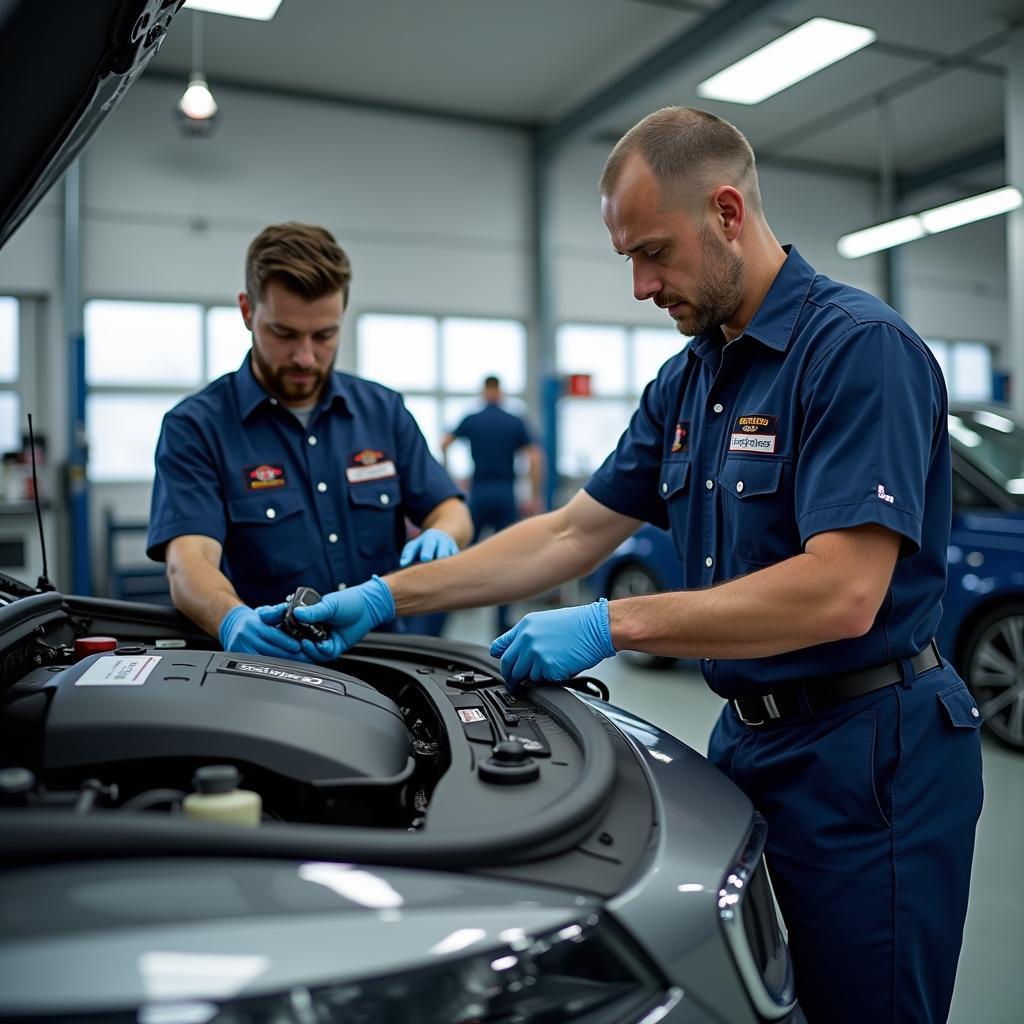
[219,604,303,659]
[489,598,616,690]
[280,575,396,663]
[399,528,459,567]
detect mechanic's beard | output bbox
[251,347,327,404]
[667,225,744,338]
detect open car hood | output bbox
[0,0,183,248]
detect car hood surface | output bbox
[0,0,183,248]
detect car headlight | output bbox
[136,911,677,1024]
[718,815,796,1020]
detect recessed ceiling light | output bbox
[837,187,1023,258]
[697,18,876,105]
[183,0,283,20]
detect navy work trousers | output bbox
[708,662,983,1024]
[470,482,519,635]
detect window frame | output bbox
[924,337,996,403]
[354,310,530,464]
[555,319,688,477]
[0,295,25,459]
[84,297,252,483]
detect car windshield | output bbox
[949,409,1024,500]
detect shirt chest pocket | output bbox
[658,459,691,562]
[226,491,313,581]
[348,477,403,560]
[719,457,800,568]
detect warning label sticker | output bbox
[75,655,161,687]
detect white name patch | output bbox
[75,655,161,686]
[346,460,397,483]
[729,433,777,453]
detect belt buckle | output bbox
[734,693,782,727]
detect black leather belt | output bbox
[730,639,942,727]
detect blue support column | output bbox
[64,160,91,595]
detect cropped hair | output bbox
[245,222,352,305]
[600,107,762,214]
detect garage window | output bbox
[356,313,528,480]
[926,339,993,402]
[556,322,687,477]
[85,300,252,482]
[0,297,20,455]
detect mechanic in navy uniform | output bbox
[286,109,983,1023]
[146,222,472,659]
[441,375,543,632]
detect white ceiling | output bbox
[148,0,1023,196]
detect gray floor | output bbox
[444,606,1024,1024]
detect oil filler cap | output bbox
[478,740,539,785]
[74,637,118,661]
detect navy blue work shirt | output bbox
[147,357,462,608]
[586,246,951,698]
[453,403,533,483]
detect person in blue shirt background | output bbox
[146,222,472,658]
[288,109,982,1023]
[441,375,543,632]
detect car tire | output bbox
[959,602,1024,752]
[607,563,674,670]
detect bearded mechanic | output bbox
[146,222,471,658]
[287,109,982,1023]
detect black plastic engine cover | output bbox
[30,650,412,786]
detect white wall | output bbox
[899,212,1008,352]
[550,140,885,325]
[0,77,1012,593]
[76,78,532,590]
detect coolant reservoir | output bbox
[182,764,261,827]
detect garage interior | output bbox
[0,1,1022,1020]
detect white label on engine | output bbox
[75,655,161,686]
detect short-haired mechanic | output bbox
[147,222,471,658]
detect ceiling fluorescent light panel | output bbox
[697,18,876,105]
[838,187,1023,259]
[184,0,283,20]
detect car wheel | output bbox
[961,603,1024,752]
[608,564,674,670]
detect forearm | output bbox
[387,507,612,616]
[167,556,243,638]
[609,550,875,660]
[421,497,473,548]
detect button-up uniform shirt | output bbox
[585,247,950,698]
[147,358,462,608]
[453,403,534,483]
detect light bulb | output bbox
[178,76,218,120]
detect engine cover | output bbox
[20,649,413,787]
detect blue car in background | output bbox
[586,405,1024,752]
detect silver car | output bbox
[0,587,799,1023]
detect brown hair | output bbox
[245,222,352,305]
[599,106,762,215]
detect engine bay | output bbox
[3,646,435,828]
[0,589,659,895]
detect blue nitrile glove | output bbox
[286,575,396,663]
[489,599,616,690]
[219,604,303,659]
[399,528,459,567]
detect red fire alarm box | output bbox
[566,374,592,397]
